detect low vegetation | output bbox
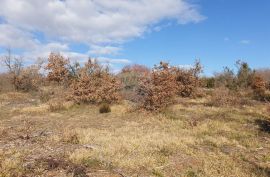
[0,51,269,176]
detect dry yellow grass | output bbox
[0,91,269,177]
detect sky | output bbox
[0,0,269,75]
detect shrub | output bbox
[99,103,111,113]
[48,100,65,112]
[39,89,52,103]
[62,130,80,144]
[178,61,202,97]
[254,68,270,84]
[201,77,215,89]
[236,60,254,88]
[208,87,241,107]
[175,61,202,97]
[13,66,42,92]
[69,59,121,104]
[266,81,270,90]
[251,75,270,101]
[45,53,69,84]
[119,64,150,90]
[118,64,150,102]
[0,73,13,92]
[138,62,178,111]
[214,67,237,90]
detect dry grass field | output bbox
[0,91,269,177]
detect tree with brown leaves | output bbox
[45,53,69,84]
[138,62,178,111]
[69,59,121,104]
[175,60,202,97]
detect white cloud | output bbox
[0,0,204,68]
[0,24,38,49]
[97,57,131,64]
[240,40,251,45]
[89,45,122,55]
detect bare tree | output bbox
[1,48,24,90]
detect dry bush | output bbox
[120,64,150,90]
[256,68,270,82]
[251,75,270,101]
[208,87,242,107]
[39,85,69,104]
[99,103,111,113]
[138,62,178,111]
[38,89,52,103]
[175,61,202,97]
[267,106,270,114]
[0,73,13,92]
[13,66,42,92]
[1,49,44,92]
[69,59,121,104]
[201,77,215,89]
[45,52,69,84]
[48,99,65,112]
[119,64,150,102]
[62,129,80,144]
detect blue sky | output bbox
[0,0,269,75]
[117,0,270,75]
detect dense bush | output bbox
[138,62,178,111]
[69,59,121,104]
[13,66,42,92]
[175,61,202,97]
[45,53,69,84]
[250,75,270,101]
[256,69,270,82]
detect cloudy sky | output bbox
[0,0,269,74]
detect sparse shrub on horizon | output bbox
[69,59,121,104]
[138,62,178,111]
